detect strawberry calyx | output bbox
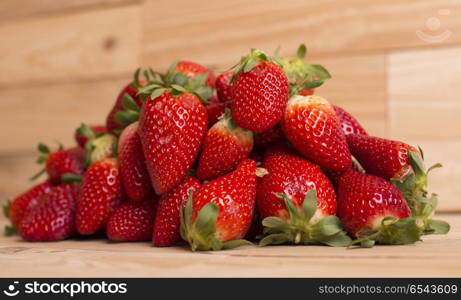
[137,61,213,104]
[84,133,118,167]
[180,190,251,251]
[281,44,331,96]
[2,201,16,236]
[112,68,153,131]
[113,94,142,130]
[231,48,282,82]
[351,216,422,248]
[30,142,63,181]
[391,150,449,235]
[259,190,351,247]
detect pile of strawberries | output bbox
[4,45,450,250]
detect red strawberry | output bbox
[75,124,108,147]
[106,198,158,242]
[139,91,208,195]
[175,60,215,88]
[118,122,152,201]
[180,159,257,250]
[46,147,85,184]
[32,144,85,184]
[257,151,350,246]
[153,177,201,247]
[205,96,230,126]
[76,158,124,235]
[333,105,368,136]
[197,110,253,180]
[106,81,145,132]
[19,184,79,241]
[254,124,284,148]
[282,95,351,172]
[231,49,289,132]
[337,169,421,247]
[5,182,53,230]
[347,134,418,180]
[215,71,233,102]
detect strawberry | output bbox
[197,109,253,180]
[118,122,152,201]
[4,182,53,234]
[19,184,79,241]
[231,49,289,132]
[32,144,85,184]
[257,151,350,246]
[153,177,201,247]
[106,81,144,132]
[347,134,417,180]
[76,158,124,235]
[254,124,284,148]
[215,71,233,102]
[84,133,118,166]
[282,95,351,172]
[205,95,230,126]
[333,105,368,136]
[337,169,422,247]
[180,159,257,251]
[174,60,216,88]
[138,90,208,195]
[106,198,158,242]
[281,44,331,96]
[74,124,108,147]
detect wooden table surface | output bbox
[0,214,459,278]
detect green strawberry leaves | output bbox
[391,150,450,236]
[231,48,282,82]
[281,44,332,96]
[114,93,141,128]
[296,44,307,59]
[180,190,252,251]
[2,200,10,219]
[351,216,422,248]
[136,62,213,104]
[30,142,63,181]
[259,190,351,247]
[4,225,16,237]
[76,123,96,141]
[3,201,16,237]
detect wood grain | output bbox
[0,214,458,277]
[0,4,141,86]
[315,54,387,137]
[0,78,130,155]
[142,0,461,67]
[0,154,43,202]
[388,46,461,211]
[388,46,461,140]
[0,0,139,20]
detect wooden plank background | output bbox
[0,0,459,211]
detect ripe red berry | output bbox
[19,184,79,241]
